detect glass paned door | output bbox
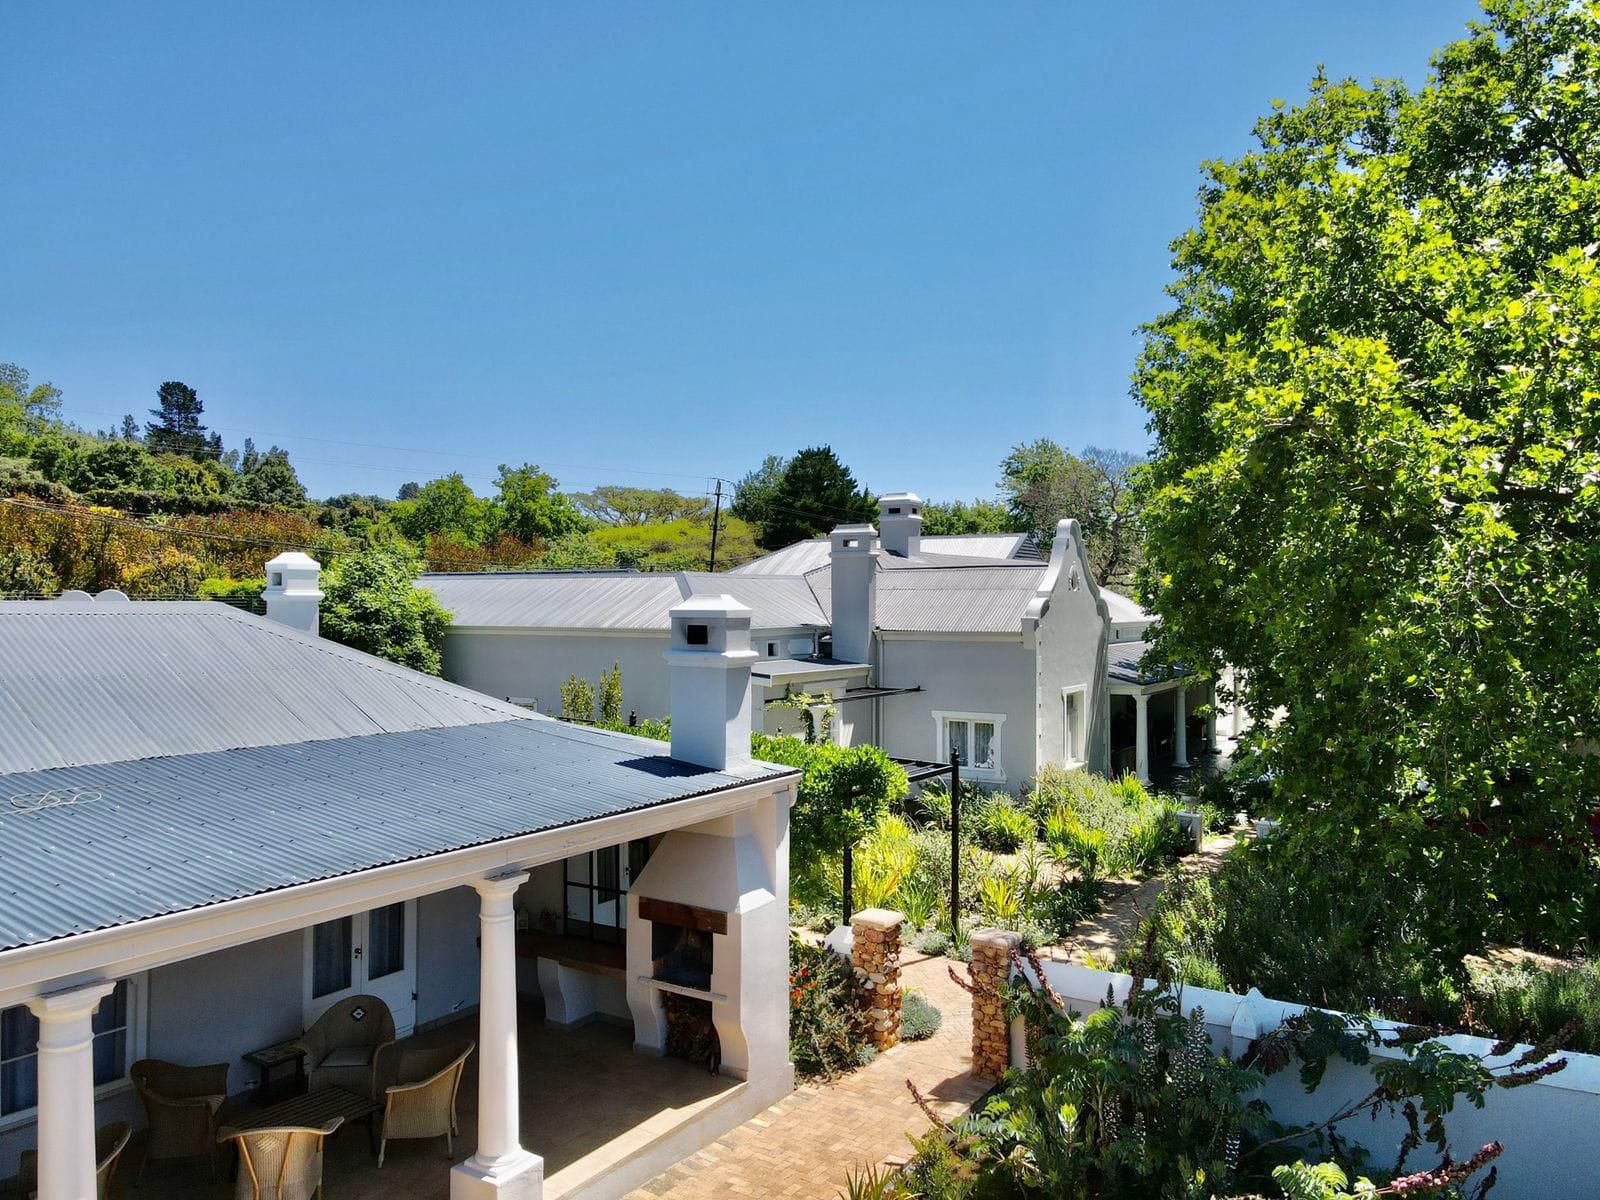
[304,901,417,1036]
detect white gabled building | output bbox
[0,575,798,1200]
[425,493,1216,787]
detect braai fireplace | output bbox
[653,922,713,991]
[640,897,725,994]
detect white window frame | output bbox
[0,974,149,1133]
[1061,685,1088,769]
[932,710,1006,783]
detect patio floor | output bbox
[116,1004,738,1200]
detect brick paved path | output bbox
[624,951,986,1200]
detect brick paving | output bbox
[624,951,987,1200]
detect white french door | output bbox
[303,900,419,1037]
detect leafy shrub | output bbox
[560,674,595,721]
[1468,957,1600,1055]
[1036,876,1103,939]
[901,990,942,1041]
[831,814,918,910]
[894,876,941,932]
[972,794,1033,853]
[915,929,951,957]
[789,935,872,1080]
[197,575,266,614]
[977,871,1025,927]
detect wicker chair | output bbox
[218,1117,341,1200]
[292,996,395,1098]
[130,1058,230,1181]
[372,1040,475,1167]
[17,1120,132,1200]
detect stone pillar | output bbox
[1134,693,1151,784]
[452,873,543,1200]
[850,909,904,1051]
[968,930,1018,1079]
[1173,687,1189,768]
[29,981,116,1200]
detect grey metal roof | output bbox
[1106,639,1189,686]
[729,533,1039,576]
[1100,588,1152,627]
[0,720,793,952]
[422,571,825,632]
[750,657,871,681]
[807,563,1049,634]
[0,601,527,774]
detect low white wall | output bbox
[1018,960,1600,1200]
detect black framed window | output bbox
[563,839,654,944]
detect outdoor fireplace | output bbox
[653,921,713,990]
[641,897,725,993]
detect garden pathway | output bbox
[1044,826,1241,966]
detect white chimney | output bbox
[877,492,923,558]
[829,524,877,664]
[664,595,758,771]
[262,551,324,636]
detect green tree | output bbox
[490,462,587,543]
[145,381,211,459]
[561,673,596,722]
[236,446,307,506]
[921,498,1017,536]
[0,363,63,424]
[390,473,490,544]
[999,439,1144,580]
[1134,0,1600,964]
[728,453,787,532]
[740,446,875,550]
[319,545,452,675]
[574,486,709,526]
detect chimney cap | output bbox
[878,491,923,508]
[829,524,879,553]
[668,594,754,622]
[264,551,321,571]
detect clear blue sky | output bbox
[2,1,1475,504]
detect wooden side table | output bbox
[243,1039,306,1104]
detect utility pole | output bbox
[708,478,724,572]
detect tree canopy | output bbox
[320,545,453,675]
[999,439,1144,581]
[732,446,875,549]
[1134,0,1600,961]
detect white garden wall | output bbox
[1014,960,1600,1199]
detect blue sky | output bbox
[2,1,1475,504]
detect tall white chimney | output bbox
[261,551,324,636]
[829,524,877,664]
[664,595,758,770]
[877,492,923,558]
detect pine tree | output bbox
[145,381,210,458]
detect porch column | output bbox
[1133,693,1150,783]
[1173,687,1189,768]
[452,873,543,1200]
[1205,683,1218,749]
[28,980,115,1200]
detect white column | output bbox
[1134,693,1150,784]
[1173,687,1189,768]
[452,873,543,1200]
[1205,683,1218,749]
[29,981,115,1200]
[1230,668,1243,736]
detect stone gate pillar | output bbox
[850,909,904,1051]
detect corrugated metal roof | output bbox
[0,720,792,952]
[729,533,1039,576]
[0,602,526,774]
[807,563,1049,634]
[1106,640,1188,685]
[422,571,825,631]
[1100,588,1152,626]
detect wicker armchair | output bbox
[17,1120,132,1200]
[372,1040,475,1167]
[218,1117,342,1200]
[130,1058,230,1181]
[292,995,395,1098]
